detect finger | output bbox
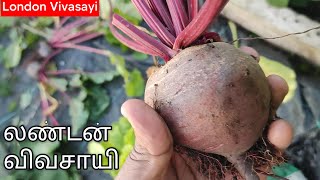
[267,75,289,116]
[240,46,260,62]
[257,120,293,180]
[267,119,293,150]
[117,99,173,180]
[121,99,173,155]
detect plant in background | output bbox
[0,1,146,179]
[0,14,145,127]
[88,117,135,178]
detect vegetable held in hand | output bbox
[111,0,284,179]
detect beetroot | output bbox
[110,0,283,179]
[145,42,271,157]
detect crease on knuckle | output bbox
[129,145,150,163]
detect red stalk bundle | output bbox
[111,0,228,61]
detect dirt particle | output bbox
[166,69,169,73]
[207,44,215,48]
[225,97,233,106]
[234,118,241,125]
[227,83,235,88]
[225,122,239,145]
[154,84,158,87]
[244,68,250,76]
[174,87,183,96]
[188,59,193,62]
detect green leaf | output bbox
[69,74,82,87]
[69,98,89,135]
[0,80,12,97]
[20,91,33,109]
[125,69,145,97]
[34,170,69,180]
[114,2,142,25]
[260,56,297,103]
[86,70,119,84]
[18,141,60,156]
[108,144,133,178]
[2,176,15,180]
[77,88,88,101]
[99,0,111,20]
[105,28,129,52]
[3,30,23,68]
[123,128,135,145]
[48,78,68,92]
[4,41,22,68]
[118,116,132,133]
[109,54,129,79]
[106,125,124,150]
[23,31,40,47]
[0,17,17,27]
[33,17,54,28]
[132,52,149,61]
[85,86,110,121]
[109,54,145,97]
[103,0,142,51]
[8,101,17,112]
[267,0,289,7]
[97,117,135,177]
[268,163,300,180]
[101,0,142,24]
[88,141,105,155]
[119,144,134,166]
[70,171,82,180]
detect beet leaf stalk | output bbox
[110,0,229,62]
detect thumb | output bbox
[116,99,173,180]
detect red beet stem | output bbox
[50,18,92,44]
[112,14,175,61]
[166,0,189,35]
[146,0,176,36]
[173,0,229,49]
[132,0,175,47]
[110,0,229,61]
[187,0,199,20]
[110,24,162,57]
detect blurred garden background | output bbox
[0,0,319,179]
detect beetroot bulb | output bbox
[110,0,284,179]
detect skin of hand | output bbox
[116,48,294,180]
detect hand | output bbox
[116,48,293,180]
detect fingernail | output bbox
[240,46,260,62]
